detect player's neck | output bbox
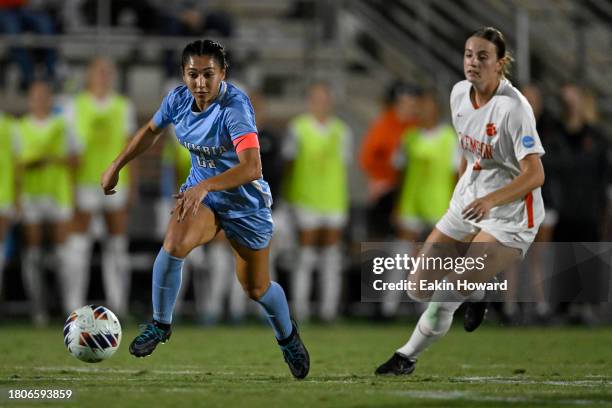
[32,110,49,121]
[90,87,110,100]
[312,112,330,124]
[471,79,500,108]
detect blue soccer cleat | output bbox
[278,322,310,379]
[129,322,172,357]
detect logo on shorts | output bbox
[522,136,535,148]
[485,123,497,137]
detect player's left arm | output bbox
[174,145,262,221]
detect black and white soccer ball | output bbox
[63,305,122,363]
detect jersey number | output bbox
[196,152,217,168]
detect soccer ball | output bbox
[63,305,122,363]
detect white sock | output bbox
[102,235,130,316]
[396,300,462,359]
[292,246,317,321]
[535,301,550,316]
[22,247,45,318]
[55,242,73,314]
[396,289,465,359]
[504,302,519,316]
[63,234,92,313]
[0,241,5,298]
[319,245,342,321]
[382,240,413,317]
[204,242,233,322]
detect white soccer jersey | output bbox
[449,79,545,232]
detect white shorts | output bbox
[21,197,72,224]
[542,208,558,228]
[76,186,128,213]
[398,216,433,233]
[294,206,347,231]
[435,206,538,256]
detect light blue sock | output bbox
[257,281,293,341]
[152,248,184,324]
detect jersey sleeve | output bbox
[225,97,258,141]
[506,104,545,161]
[152,89,175,129]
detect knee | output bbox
[243,283,269,301]
[163,236,190,258]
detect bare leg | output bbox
[229,240,293,340]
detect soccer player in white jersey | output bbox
[376,27,546,375]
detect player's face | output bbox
[463,37,503,86]
[308,85,334,118]
[561,84,582,111]
[183,55,226,109]
[28,82,52,116]
[89,59,114,93]
[419,94,438,126]
[394,94,419,122]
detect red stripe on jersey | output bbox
[233,132,259,153]
[525,192,534,228]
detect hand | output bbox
[171,182,209,222]
[462,196,495,222]
[101,163,120,195]
[26,158,51,169]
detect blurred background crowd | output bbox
[1,0,612,327]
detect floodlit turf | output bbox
[1,322,611,407]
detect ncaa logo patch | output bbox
[522,136,535,148]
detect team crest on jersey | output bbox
[486,123,497,137]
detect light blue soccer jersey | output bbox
[153,82,272,219]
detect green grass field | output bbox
[1,322,611,407]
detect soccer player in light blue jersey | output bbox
[101,40,309,379]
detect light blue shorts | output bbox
[217,207,274,250]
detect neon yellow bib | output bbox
[73,93,130,187]
[16,115,72,207]
[0,113,15,207]
[161,135,192,188]
[285,114,348,213]
[398,124,457,223]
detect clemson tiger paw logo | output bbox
[486,123,497,137]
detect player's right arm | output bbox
[101,120,164,195]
